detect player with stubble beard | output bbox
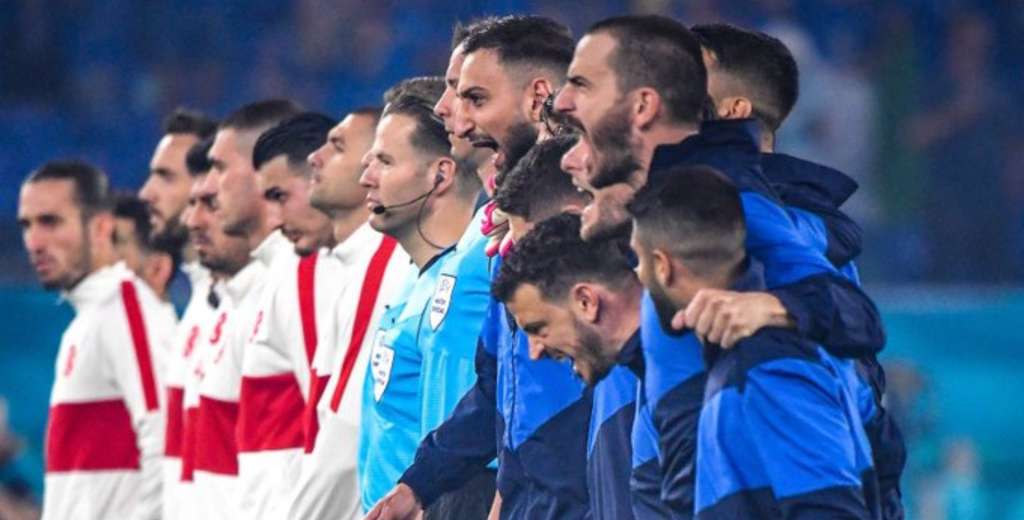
[187,99,302,517]
[368,18,589,520]
[19,161,174,520]
[175,147,252,519]
[554,15,886,513]
[139,109,217,310]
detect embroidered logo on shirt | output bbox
[429,274,457,331]
[370,330,394,402]
[249,310,265,343]
[182,325,199,358]
[209,312,228,345]
[62,344,77,377]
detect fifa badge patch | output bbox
[429,274,457,330]
[370,330,394,402]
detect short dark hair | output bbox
[587,15,707,125]
[114,193,184,276]
[383,76,445,107]
[23,160,111,217]
[219,99,304,135]
[628,165,746,277]
[185,137,215,177]
[494,135,584,220]
[462,15,574,81]
[113,193,154,247]
[252,112,338,172]
[162,108,218,140]
[692,23,799,131]
[493,213,634,303]
[349,106,384,126]
[382,95,450,159]
[451,16,501,50]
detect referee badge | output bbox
[429,274,457,331]
[370,330,394,402]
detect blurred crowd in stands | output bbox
[0,0,1021,285]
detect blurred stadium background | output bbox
[0,1,1021,518]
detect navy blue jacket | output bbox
[762,152,906,519]
[695,265,878,519]
[402,258,591,520]
[695,267,878,519]
[636,120,881,515]
[697,331,878,519]
[608,332,682,520]
[588,364,638,520]
[588,331,677,520]
[649,119,885,358]
[493,301,591,520]
[639,290,706,517]
[632,395,682,519]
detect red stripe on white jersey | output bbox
[302,374,330,453]
[237,374,305,452]
[330,236,398,412]
[46,400,140,472]
[165,386,184,457]
[120,281,160,411]
[181,407,198,481]
[298,253,319,366]
[195,396,239,475]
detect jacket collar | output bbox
[649,118,776,199]
[222,259,264,305]
[64,261,132,312]
[331,223,380,267]
[760,152,858,208]
[615,328,645,378]
[250,230,291,269]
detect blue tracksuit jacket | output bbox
[762,152,906,518]
[403,256,591,519]
[695,265,877,519]
[638,119,885,515]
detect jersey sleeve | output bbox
[770,274,885,358]
[743,359,872,520]
[103,282,169,520]
[741,192,885,358]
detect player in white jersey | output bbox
[179,161,252,515]
[137,109,218,520]
[183,99,302,518]
[170,139,244,519]
[231,112,339,518]
[274,107,407,520]
[18,160,175,520]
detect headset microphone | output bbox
[371,172,445,215]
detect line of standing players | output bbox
[16,13,905,520]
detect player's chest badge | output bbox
[429,274,457,331]
[370,330,394,402]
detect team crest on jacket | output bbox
[370,330,394,402]
[429,274,457,330]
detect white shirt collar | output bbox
[330,223,381,267]
[250,230,292,268]
[64,261,132,312]
[222,259,265,304]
